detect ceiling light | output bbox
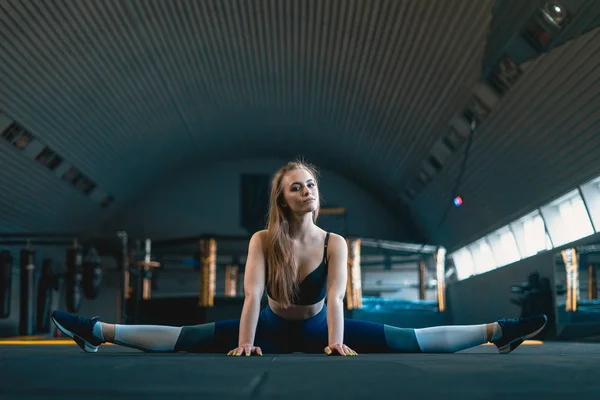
[542,1,568,28]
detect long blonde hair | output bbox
[264,160,321,308]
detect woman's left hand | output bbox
[324,343,358,356]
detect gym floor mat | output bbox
[0,341,596,399]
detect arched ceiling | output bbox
[1,0,599,249]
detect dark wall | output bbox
[101,158,418,241]
[446,232,600,331]
[446,251,555,325]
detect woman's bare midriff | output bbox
[268,297,325,320]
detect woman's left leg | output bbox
[343,314,548,354]
[300,308,492,354]
[299,307,422,354]
[342,319,421,353]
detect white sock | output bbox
[414,324,488,353]
[113,325,183,352]
[92,322,104,341]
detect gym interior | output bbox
[1,0,600,398]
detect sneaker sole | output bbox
[51,316,99,353]
[497,315,548,354]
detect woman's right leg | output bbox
[51,310,221,353]
[158,307,292,354]
[101,321,184,352]
[51,306,289,354]
[51,311,239,353]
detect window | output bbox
[540,190,594,247]
[487,55,522,95]
[444,127,466,153]
[1,123,34,150]
[13,131,33,150]
[74,175,96,195]
[463,96,490,127]
[62,167,81,183]
[35,147,63,171]
[510,210,553,258]
[1,123,22,142]
[487,226,521,267]
[580,175,600,232]
[469,238,497,275]
[46,154,63,170]
[35,147,54,165]
[451,247,475,281]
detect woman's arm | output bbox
[325,234,348,349]
[236,231,267,350]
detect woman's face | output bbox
[280,168,319,214]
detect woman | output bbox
[51,160,547,356]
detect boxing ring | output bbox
[0,231,446,335]
[125,233,448,327]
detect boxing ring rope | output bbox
[150,234,447,314]
[0,231,447,328]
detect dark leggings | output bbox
[175,304,421,354]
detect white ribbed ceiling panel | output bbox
[3,0,597,247]
[0,0,495,238]
[0,143,106,233]
[412,26,600,250]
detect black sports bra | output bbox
[266,233,330,305]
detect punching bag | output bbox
[19,249,36,336]
[66,247,83,313]
[0,251,13,318]
[36,258,55,333]
[82,246,103,300]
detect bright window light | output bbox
[487,226,521,267]
[451,247,475,281]
[580,175,600,232]
[510,210,553,258]
[540,190,594,247]
[469,238,497,275]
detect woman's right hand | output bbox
[227,343,263,356]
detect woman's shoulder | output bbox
[325,231,345,242]
[247,230,268,253]
[253,229,268,238]
[324,231,347,252]
[250,229,268,243]
[250,230,269,247]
